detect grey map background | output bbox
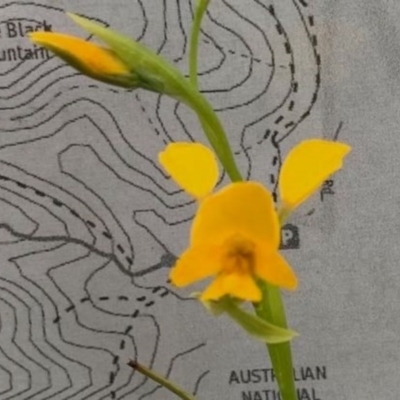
[0,0,399,399]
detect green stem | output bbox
[186,0,242,181]
[181,84,242,182]
[255,283,297,400]
[127,360,197,400]
[189,0,210,89]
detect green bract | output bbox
[202,296,298,344]
[68,13,189,97]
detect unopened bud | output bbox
[29,32,140,88]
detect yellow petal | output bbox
[159,143,219,199]
[29,32,133,86]
[169,245,221,287]
[201,273,261,302]
[200,275,225,301]
[254,247,297,290]
[191,182,280,248]
[279,139,351,211]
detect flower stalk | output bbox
[189,0,210,89]
[181,86,243,182]
[255,283,297,400]
[185,0,242,181]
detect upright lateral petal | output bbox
[279,139,351,211]
[159,143,219,199]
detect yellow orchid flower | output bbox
[29,32,138,88]
[159,139,351,302]
[171,181,297,301]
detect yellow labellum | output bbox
[279,139,351,211]
[158,142,219,199]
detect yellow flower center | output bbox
[222,234,256,275]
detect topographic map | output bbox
[1,1,400,399]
